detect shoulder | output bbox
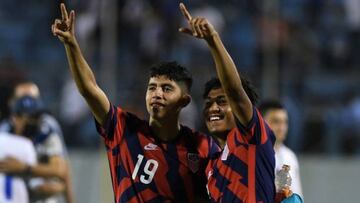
[278,145,299,165]
[280,145,297,158]
[180,126,220,157]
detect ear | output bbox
[181,94,191,108]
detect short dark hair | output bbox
[203,76,259,105]
[258,100,285,115]
[149,61,192,92]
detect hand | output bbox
[178,3,217,41]
[282,186,293,198]
[51,3,76,45]
[0,157,27,175]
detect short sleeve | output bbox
[94,104,128,147]
[235,106,275,145]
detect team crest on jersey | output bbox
[187,153,199,173]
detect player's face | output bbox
[264,109,288,143]
[146,76,187,121]
[203,88,236,135]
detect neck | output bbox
[274,141,283,151]
[149,116,180,141]
[213,132,228,149]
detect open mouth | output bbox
[208,114,224,122]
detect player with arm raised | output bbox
[52,3,218,203]
[179,3,276,202]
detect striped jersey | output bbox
[95,105,219,203]
[206,107,276,203]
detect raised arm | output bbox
[179,3,253,126]
[52,3,109,125]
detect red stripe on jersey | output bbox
[248,145,256,203]
[257,111,268,144]
[138,136,173,199]
[198,133,210,158]
[216,160,248,201]
[117,178,135,202]
[176,144,194,202]
[232,145,248,164]
[207,176,221,201]
[113,133,135,201]
[245,126,255,143]
[138,188,159,202]
[104,107,126,148]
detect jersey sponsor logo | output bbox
[187,153,199,173]
[144,143,158,151]
[221,144,229,161]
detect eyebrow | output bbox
[206,95,226,100]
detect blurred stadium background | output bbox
[1,0,360,202]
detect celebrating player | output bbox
[179,3,276,202]
[52,3,218,203]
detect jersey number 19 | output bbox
[131,154,159,184]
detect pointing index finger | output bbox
[61,3,69,21]
[180,3,192,21]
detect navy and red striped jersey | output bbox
[95,104,220,203]
[206,107,276,203]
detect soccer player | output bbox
[259,100,303,197]
[0,132,37,203]
[179,3,276,202]
[52,3,218,203]
[0,82,74,203]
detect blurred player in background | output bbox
[179,3,276,202]
[259,100,303,198]
[52,3,218,203]
[0,82,75,203]
[0,119,36,203]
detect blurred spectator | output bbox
[0,131,37,203]
[0,82,75,203]
[259,100,303,197]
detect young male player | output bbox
[52,3,218,203]
[179,3,276,202]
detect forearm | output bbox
[32,182,65,197]
[207,33,244,101]
[206,33,253,123]
[64,41,98,96]
[63,40,110,124]
[30,163,66,180]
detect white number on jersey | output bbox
[131,154,159,184]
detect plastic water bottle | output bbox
[275,165,292,203]
[275,164,292,192]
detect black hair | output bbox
[149,61,192,92]
[258,100,285,115]
[203,76,259,105]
